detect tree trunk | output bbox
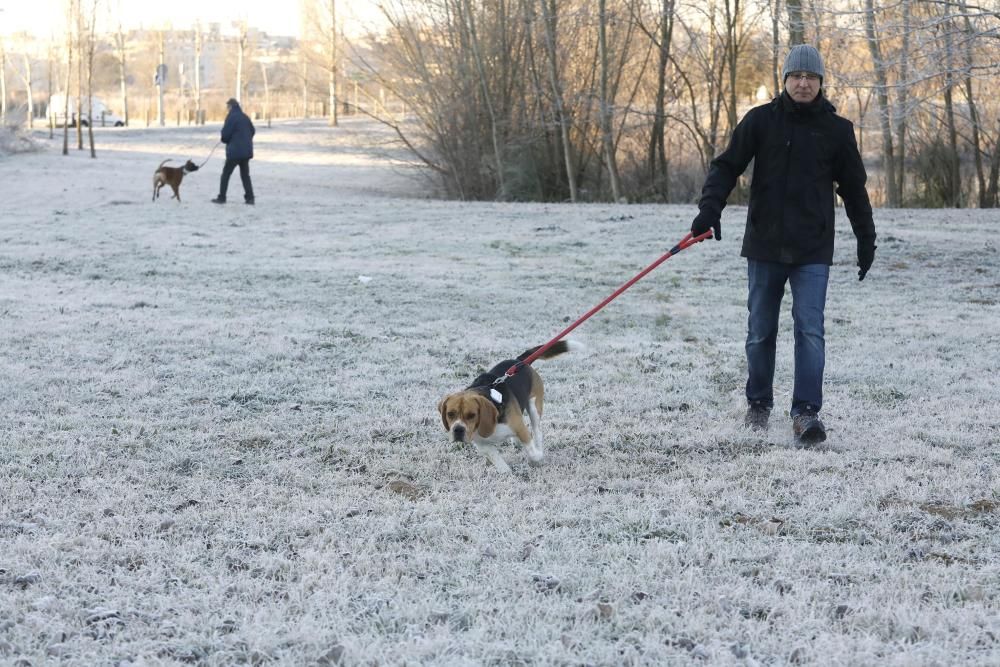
[63,0,73,156]
[522,0,555,195]
[86,8,95,158]
[22,54,34,129]
[116,27,129,126]
[598,0,623,202]
[893,0,910,205]
[703,6,724,165]
[724,0,740,135]
[723,0,743,200]
[76,9,83,149]
[864,0,898,207]
[301,56,308,119]
[47,44,54,138]
[648,0,674,200]
[986,119,1000,208]
[328,1,338,127]
[768,0,779,95]
[463,0,506,198]
[260,62,271,128]
[236,24,246,103]
[786,0,805,45]
[194,24,202,124]
[1,45,7,123]
[942,5,961,207]
[539,0,578,202]
[157,32,165,126]
[959,0,986,207]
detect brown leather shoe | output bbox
[744,403,771,431]
[792,411,826,444]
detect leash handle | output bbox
[506,230,713,376]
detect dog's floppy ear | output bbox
[438,397,451,431]
[474,395,499,438]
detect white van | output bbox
[49,94,125,127]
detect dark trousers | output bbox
[746,259,829,417]
[219,158,254,202]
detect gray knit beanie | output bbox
[782,45,825,82]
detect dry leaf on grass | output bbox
[385,480,425,501]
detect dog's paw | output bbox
[525,442,544,466]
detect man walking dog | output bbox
[212,98,256,205]
[691,44,877,444]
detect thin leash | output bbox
[494,230,714,386]
[197,141,222,168]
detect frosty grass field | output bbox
[1,119,998,666]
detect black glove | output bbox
[857,236,876,281]
[691,207,721,241]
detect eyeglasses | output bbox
[788,72,820,82]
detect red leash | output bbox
[502,230,713,380]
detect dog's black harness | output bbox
[468,360,531,423]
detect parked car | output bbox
[48,94,125,127]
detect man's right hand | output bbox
[857,236,877,281]
[691,209,721,241]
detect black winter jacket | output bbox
[698,91,876,265]
[221,102,255,161]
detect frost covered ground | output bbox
[1,119,998,666]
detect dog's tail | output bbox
[517,339,583,362]
[157,159,171,169]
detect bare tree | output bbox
[113,23,129,126]
[21,54,35,129]
[83,0,98,157]
[47,39,55,138]
[75,3,84,149]
[300,50,309,118]
[598,0,624,201]
[337,0,1000,207]
[674,5,729,172]
[766,0,780,94]
[957,0,988,207]
[62,0,75,156]
[192,25,201,123]
[940,0,962,207]
[1,42,7,124]
[236,21,248,102]
[864,0,898,207]
[327,0,338,126]
[786,0,804,45]
[632,0,676,199]
[462,0,506,196]
[539,0,578,202]
[892,0,911,206]
[260,61,271,127]
[302,0,340,126]
[156,30,165,126]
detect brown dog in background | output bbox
[152,159,199,202]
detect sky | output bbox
[0,0,382,38]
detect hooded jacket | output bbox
[221,101,255,161]
[698,91,876,265]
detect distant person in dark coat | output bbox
[212,98,256,205]
[690,44,877,445]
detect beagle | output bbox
[438,340,578,473]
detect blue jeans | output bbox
[746,259,829,416]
